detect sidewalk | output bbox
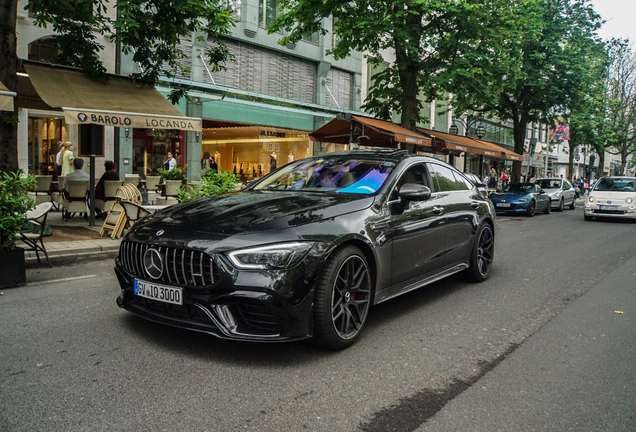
[21,208,122,266]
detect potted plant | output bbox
[157,165,186,197]
[0,171,36,288]
[177,169,240,202]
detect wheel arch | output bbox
[322,237,378,302]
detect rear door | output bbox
[428,163,479,266]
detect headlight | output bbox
[227,242,314,270]
[517,198,528,202]
[626,198,634,204]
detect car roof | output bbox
[314,149,443,164]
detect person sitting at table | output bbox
[95,160,119,201]
[62,158,89,191]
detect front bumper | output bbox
[584,204,636,218]
[114,243,326,342]
[493,202,530,213]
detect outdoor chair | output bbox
[120,200,153,226]
[62,180,89,221]
[96,180,123,215]
[28,175,53,205]
[124,174,140,187]
[19,202,54,267]
[50,175,65,211]
[100,184,142,239]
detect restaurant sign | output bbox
[64,109,202,131]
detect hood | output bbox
[490,191,530,200]
[132,190,375,236]
[588,191,636,202]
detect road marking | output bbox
[27,275,98,286]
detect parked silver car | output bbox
[535,178,577,211]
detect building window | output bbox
[302,32,319,45]
[332,17,340,48]
[259,0,278,28]
[222,0,241,19]
[28,37,58,64]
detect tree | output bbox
[602,40,636,176]
[269,0,503,132]
[450,0,603,182]
[0,0,235,173]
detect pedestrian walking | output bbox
[163,151,176,171]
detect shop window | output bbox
[28,37,58,64]
[27,117,68,175]
[258,0,278,28]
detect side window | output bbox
[453,172,472,191]
[564,180,572,189]
[392,163,428,199]
[428,163,458,192]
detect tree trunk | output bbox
[596,151,605,179]
[0,0,19,173]
[511,114,529,183]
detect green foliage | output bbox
[156,165,186,182]
[269,0,496,129]
[26,0,236,93]
[177,169,240,202]
[0,171,36,251]
[0,114,19,126]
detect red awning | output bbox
[416,127,523,161]
[310,114,432,148]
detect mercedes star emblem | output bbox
[156,230,164,236]
[143,248,164,280]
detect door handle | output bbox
[371,222,389,230]
[432,206,444,214]
[471,201,480,208]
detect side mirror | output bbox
[474,182,486,188]
[539,190,546,194]
[399,184,432,201]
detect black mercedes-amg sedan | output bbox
[115,150,496,349]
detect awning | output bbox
[0,80,16,112]
[417,127,523,161]
[23,61,201,131]
[310,113,431,148]
[475,139,524,161]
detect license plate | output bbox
[496,203,511,207]
[599,205,618,211]
[134,280,183,305]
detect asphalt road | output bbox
[1,202,635,431]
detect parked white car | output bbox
[535,178,577,211]
[584,176,636,221]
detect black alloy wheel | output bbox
[313,245,372,350]
[465,223,495,282]
[544,200,551,214]
[558,198,564,212]
[526,200,536,217]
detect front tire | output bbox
[544,200,551,214]
[313,245,372,350]
[557,198,564,212]
[569,197,576,210]
[464,223,495,282]
[526,200,536,217]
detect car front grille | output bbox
[593,209,627,215]
[236,302,280,332]
[119,241,218,287]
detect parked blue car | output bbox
[489,183,551,217]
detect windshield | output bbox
[593,177,636,192]
[537,179,561,189]
[503,183,534,193]
[251,157,396,194]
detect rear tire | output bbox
[464,223,495,282]
[313,245,372,350]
